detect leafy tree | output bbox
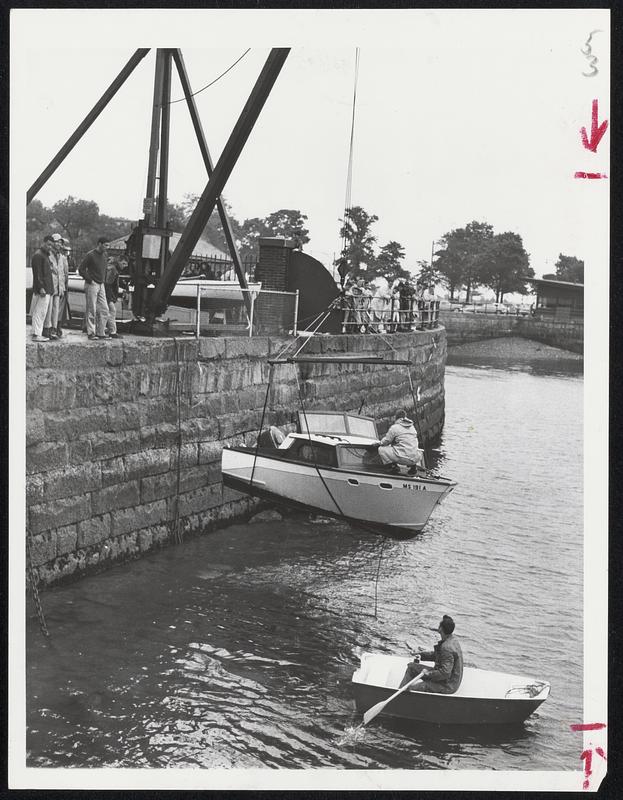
[97,214,133,244]
[166,201,189,234]
[26,200,52,249]
[416,259,441,287]
[178,194,242,253]
[371,240,409,282]
[435,221,493,300]
[338,205,378,278]
[554,254,584,283]
[262,209,310,249]
[477,232,533,301]
[52,196,100,247]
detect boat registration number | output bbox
[403,483,426,491]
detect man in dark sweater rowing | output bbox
[399,614,464,694]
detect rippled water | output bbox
[26,359,583,771]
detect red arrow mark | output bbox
[580,99,608,152]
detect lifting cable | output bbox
[163,49,251,106]
[339,48,360,265]
[293,363,395,613]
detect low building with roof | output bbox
[528,277,583,320]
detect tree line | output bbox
[28,196,583,296]
[338,207,583,300]
[27,195,310,262]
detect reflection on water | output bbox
[26,362,583,771]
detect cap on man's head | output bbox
[97,236,109,245]
[429,614,455,635]
[51,233,63,242]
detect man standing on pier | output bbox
[30,235,56,342]
[79,236,110,340]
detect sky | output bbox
[12,9,610,279]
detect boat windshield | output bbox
[297,411,378,438]
[337,445,382,469]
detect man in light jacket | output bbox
[377,409,423,475]
[399,614,464,694]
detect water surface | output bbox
[27,360,583,771]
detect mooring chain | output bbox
[26,532,49,637]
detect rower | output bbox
[399,614,464,694]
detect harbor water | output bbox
[26,344,583,771]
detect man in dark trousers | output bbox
[30,235,56,342]
[79,236,109,339]
[399,614,464,694]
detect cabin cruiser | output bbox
[222,409,456,538]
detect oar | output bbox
[362,672,427,725]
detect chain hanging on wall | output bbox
[26,532,49,637]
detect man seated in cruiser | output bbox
[376,409,423,475]
[399,614,464,694]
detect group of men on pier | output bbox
[30,234,123,342]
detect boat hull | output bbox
[222,447,455,537]
[352,654,550,725]
[353,684,547,726]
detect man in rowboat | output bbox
[399,615,464,693]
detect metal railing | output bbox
[338,296,441,333]
[193,284,299,337]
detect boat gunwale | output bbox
[352,657,551,702]
[222,444,457,487]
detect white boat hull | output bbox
[353,653,550,725]
[222,447,454,536]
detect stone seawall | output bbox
[514,317,583,354]
[26,329,447,586]
[440,311,583,354]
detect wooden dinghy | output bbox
[353,653,550,725]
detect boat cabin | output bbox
[277,433,383,471]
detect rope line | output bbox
[407,368,428,469]
[251,364,274,489]
[172,339,184,544]
[373,536,387,619]
[163,49,251,105]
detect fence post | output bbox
[293,289,299,336]
[249,290,255,338]
[196,284,201,338]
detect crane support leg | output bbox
[27,49,151,204]
[172,49,250,311]
[148,47,290,318]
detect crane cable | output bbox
[339,48,360,269]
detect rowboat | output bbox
[352,652,550,725]
[222,394,456,538]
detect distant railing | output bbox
[339,295,441,333]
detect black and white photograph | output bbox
[10,8,609,792]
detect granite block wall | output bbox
[440,311,583,354]
[26,328,447,586]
